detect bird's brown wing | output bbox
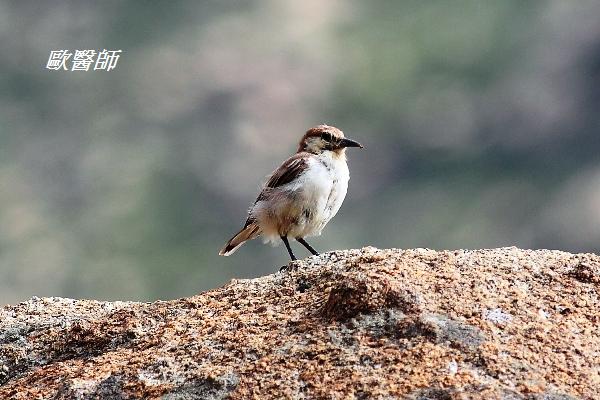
[243,153,310,228]
[264,153,310,188]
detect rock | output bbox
[0,247,598,399]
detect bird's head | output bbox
[297,124,363,156]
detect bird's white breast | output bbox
[297,152,349,235]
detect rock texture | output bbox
[1,247,599,399]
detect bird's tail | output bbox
[219,223,261,256]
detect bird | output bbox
[219,124,363,261]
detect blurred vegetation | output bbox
[1,1,600,304]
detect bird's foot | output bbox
[279,260,302,272]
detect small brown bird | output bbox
[219,124,363,261]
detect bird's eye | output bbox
[321,132,332,142]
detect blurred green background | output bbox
[2,1,600,305]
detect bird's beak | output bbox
[338,138,363,149]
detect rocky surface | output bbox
[0,247,599,399]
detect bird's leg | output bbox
[281,236,297,261]
[297,237,319,256]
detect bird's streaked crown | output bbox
[297,124,362,154]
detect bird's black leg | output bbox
[297,237,319,256]
[281,236,297,261]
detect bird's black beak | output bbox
[338,138,363,149]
